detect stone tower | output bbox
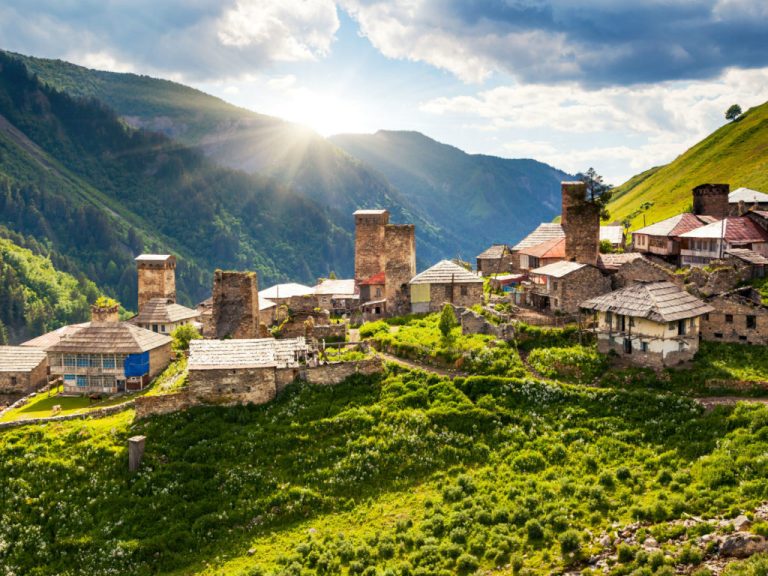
[561,181,600,266]
[211,270,260,339]
[354,209,389,283]
[693,183,729,219]
[384,224,417,314]
[136,254,176,310]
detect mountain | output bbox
[0,52,353,320]
[330,130,570,251]
[608,101,768,229]
[13,51,569,261]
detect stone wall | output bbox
[188,366,276,405]
[693,183,730,219]
[0,400,135,430]
[596,332,698,368]
[553,266,611,313]
[355,211,389,282]
[0,358,48,403]
[149,343,174,379]
[428,282,484,312]
[561,181,600,266]
[686,258,751,297]
[304,357,384,385]
[460,309,515,340]
[477,254,515,276]
[384,224,416,315]
[612,258,675,289]
[134,393,200,419]
[138,257,176,310]
[212,270,260,339]
[702,292,768,345]
[313,324,347,342]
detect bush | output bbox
[528,345,608,384]
[559,529,581,555]
[171,323,202,354]
[359,321,389,339]
[456,553,479,573]
[526,519,544,541]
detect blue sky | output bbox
[2,1,768,184]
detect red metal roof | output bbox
[668,213,715,237]
[359,271,385,286]
[519,237,566,258]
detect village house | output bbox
[519,237,565,271]
[475,244,514,276]
[314,278,358,315]
[580,281,713,367]
[510,223,564,272]
[528,261,611,314]
[632,213,716,261]
[701,287,768,345]
[129,299,200,334]
[597,253,677,289]
[600,224,625,251]
[409,260,484,313]
[259,283,315,307]
[723,248,768,279]
[359,271,387,319]
[187,337,309,404]
[729,187,768,214]
[0,346,48,404]
[678,216,768,267]
[23,302,172,394]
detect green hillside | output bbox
[0,52,353,325]
[608,102,768,229]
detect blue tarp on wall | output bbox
[124,352,150,377]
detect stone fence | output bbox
[0,400,135,430]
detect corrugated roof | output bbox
[730,187,768,204]
[314,279,357,296]
[600,225,624,245]
[597,252,644,270]
[477,244,511,259]
[530,260,587,278]
[512,223,564,251]
[134,254,173,262]
[359,272,386,286]
[520,237,566,258]
[188,337,307,370]
[37,322,171,354]
[0,346,47,372]
[634,213,712,237]
[580,281,713,322]
[409,260,483,285]
[130,298,200,324]
[725,248,768,265]
[679,216,768,242]
[259,283,315,299]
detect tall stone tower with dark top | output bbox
[211,270,260,339]
[354,209,390,283]
[561,181,600,266]
[136,254,176,310]
[693,183,730,219]
[384,224,417,311]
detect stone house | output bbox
[678,216,768,267]
[701,287,768,345]
[0,346,48,405]
[729,187,768,214]
[258,283,315,307]
[359,271,387,320]
[314,279,358,315]
[632,213,716,261]
[23,303,172,394]
[187,337,309,404]
[510,223,564,272]
[597,253,676,290]
[519,237,565,271]
[129,298,200,335]
[528,261,611,314]
[476,244,514,276]
[723,248,768,279]
[580,281,713,367]
[409,260,484,313]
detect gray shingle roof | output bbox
[580,282,713,323]
[729,187,768,204]
[314,279,357,296]
[35,322,171,354]
[130,298,200,324]
[512,223,564,251]
[530,260,587,278]
[597,252,644,270]
[409,260,483,285]
[188,337,307,370]
[725,248,768,265]
[0,346,47,372]
[477,244,511,259]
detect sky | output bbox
[2,1,768,184]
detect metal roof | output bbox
[580,281,713,323]
[0,346,47,372]
[520,237,566,258]
[130,298,200,324]
[134,254,174,262]
[729,187,768,204]
[530,260,587,278]
[409,260,483,285]
[259,283,315,299]
[600,225,624,245]
[633,213,713,237]
[725,248,768,265]
[679,216,768,242]
[188,337,307,370]
[359,272,386,286]
[353,209,388,215]
[512,223,564,251]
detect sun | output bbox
[277,88,369,136]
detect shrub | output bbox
[559,529,581,555]
[360,321,389,339]
[525,519,544,541]
[456,553,479,573]
[528,345,607,384]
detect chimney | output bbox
[561,181,600,266]
[692,183,729,219]
[91,301,119,323]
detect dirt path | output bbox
[695,396,768,410]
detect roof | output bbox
[134,254,174,262]
[188,337,307,370]
[477,244,511,259]
[600,225,624,245]
[597,252,644,271]
[679,216,768,243]
[359,272,386,286]
[530,260,587,278]
[580,281,713,323]
[726,248,768,265]
[260,298,277,310]
[259,283,315,300]
[729,187,768,204]
[353,209,388,215]
[314,279,357,296]
[30,322,171,354]
[512,223,564,251]
[0,346,47,372]
[409,260,483,285]
[520,237,566,259]
[130,298,200,324]
[634,213,714,237]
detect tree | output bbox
[599,239,614,254]
[575,167,614,220]
[725,104,742,122]
[171,324,202,354]
[438,304,458,341]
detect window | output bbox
[10,376,17,386]
[152,324,159,332]
[375,287,382,297]
[714,332,723,339]
[160,325,166,332]
[460,285,468,296]
[605,311,612,327]
[76,375,87,387]
[552,281,558,291]
[103,357,115,369]
[704,313,709,321]
[668,322,676,331]
[725,314,734,324]
[76,354,89,367]
[640,342,649,353]
[747,315,757,329]
[623,338,632,354]
[678,341,686,352]
[678,320,687,336]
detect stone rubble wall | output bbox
[0,400,135,430]
[212,270,260,339]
